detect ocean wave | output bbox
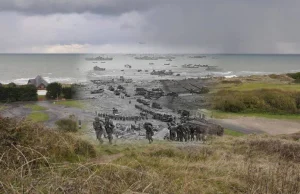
[0,77,86,85]
[224,75,237,78]
[238,71,274,75]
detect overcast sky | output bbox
[1,0,300,53]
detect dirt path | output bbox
[211,117,300,135]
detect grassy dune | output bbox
[216,82,300,92]
[1,118,300,194]
[212,110,300,120]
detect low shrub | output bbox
[213,89,300,114]
[56,118,78,132]
[287,72,300,80]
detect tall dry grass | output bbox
[1,118,300,193]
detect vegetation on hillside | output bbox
[1,118,300,193]
[46,82,62,99]
[213,89,300,114]
[46,82,77,100]
[287,72,300,83]
[0,84,37,102]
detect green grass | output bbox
[216,82,300,92]
[224,129,245,137]
[212,110,300,120]
[25,104,47,111]
[55,100,85,109]
[27,112,49,122]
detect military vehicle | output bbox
[91,89,104,94]
[152,102,162,109]
[108,86,115,91]
[166,92,178,97]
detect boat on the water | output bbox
[157,56,176,60]
[182,64,208,68]
[166,59,173,61]
[150,70,173,76]
[135,56,158,60]
[86,56,113,61]
[101,61,106,63]
[125,64,132,68]
[164,63,170,65]
[149,63,154,65]
[93,66,106,71]
[189,55,206,58]
[182,64,200,68]
[205,66,223,72]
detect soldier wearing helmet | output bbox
[104,116,115,144]
[93,117,104,144]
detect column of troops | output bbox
[135,104,175,122]
[98,113,147,121]
[167,122,224,142]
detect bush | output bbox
[0,84,37,102]
[287,72,300,80]
[214,89,300,114]
[56,118,78,132]
[62,85,76,99]
[46,82,62,99]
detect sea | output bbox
[1,54,300,84]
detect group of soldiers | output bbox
[167,121,206,142]
[93,116,155,144]
[93,116,115,144]
[167,119,224,142]
[98,112,147,122]
[135,105,175,122]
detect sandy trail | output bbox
[211,117,300,135]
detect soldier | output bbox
[190,126,195,141]
[177,124,184,142]
[168,122,177,141]
[93,117,104,144]
[144,122,154,144]
[104,117,115,144]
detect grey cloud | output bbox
[0,0,167,15]
[139,0,300,53]
[1,0,300,53]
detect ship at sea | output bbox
[189,55,206,58]
[124,64,132,68]
[205,66,223,72]
[86,56,113,61]
[157,56,176,60]
[135,56,158,60]
[93,66,106,71]
[182,64,207,68]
